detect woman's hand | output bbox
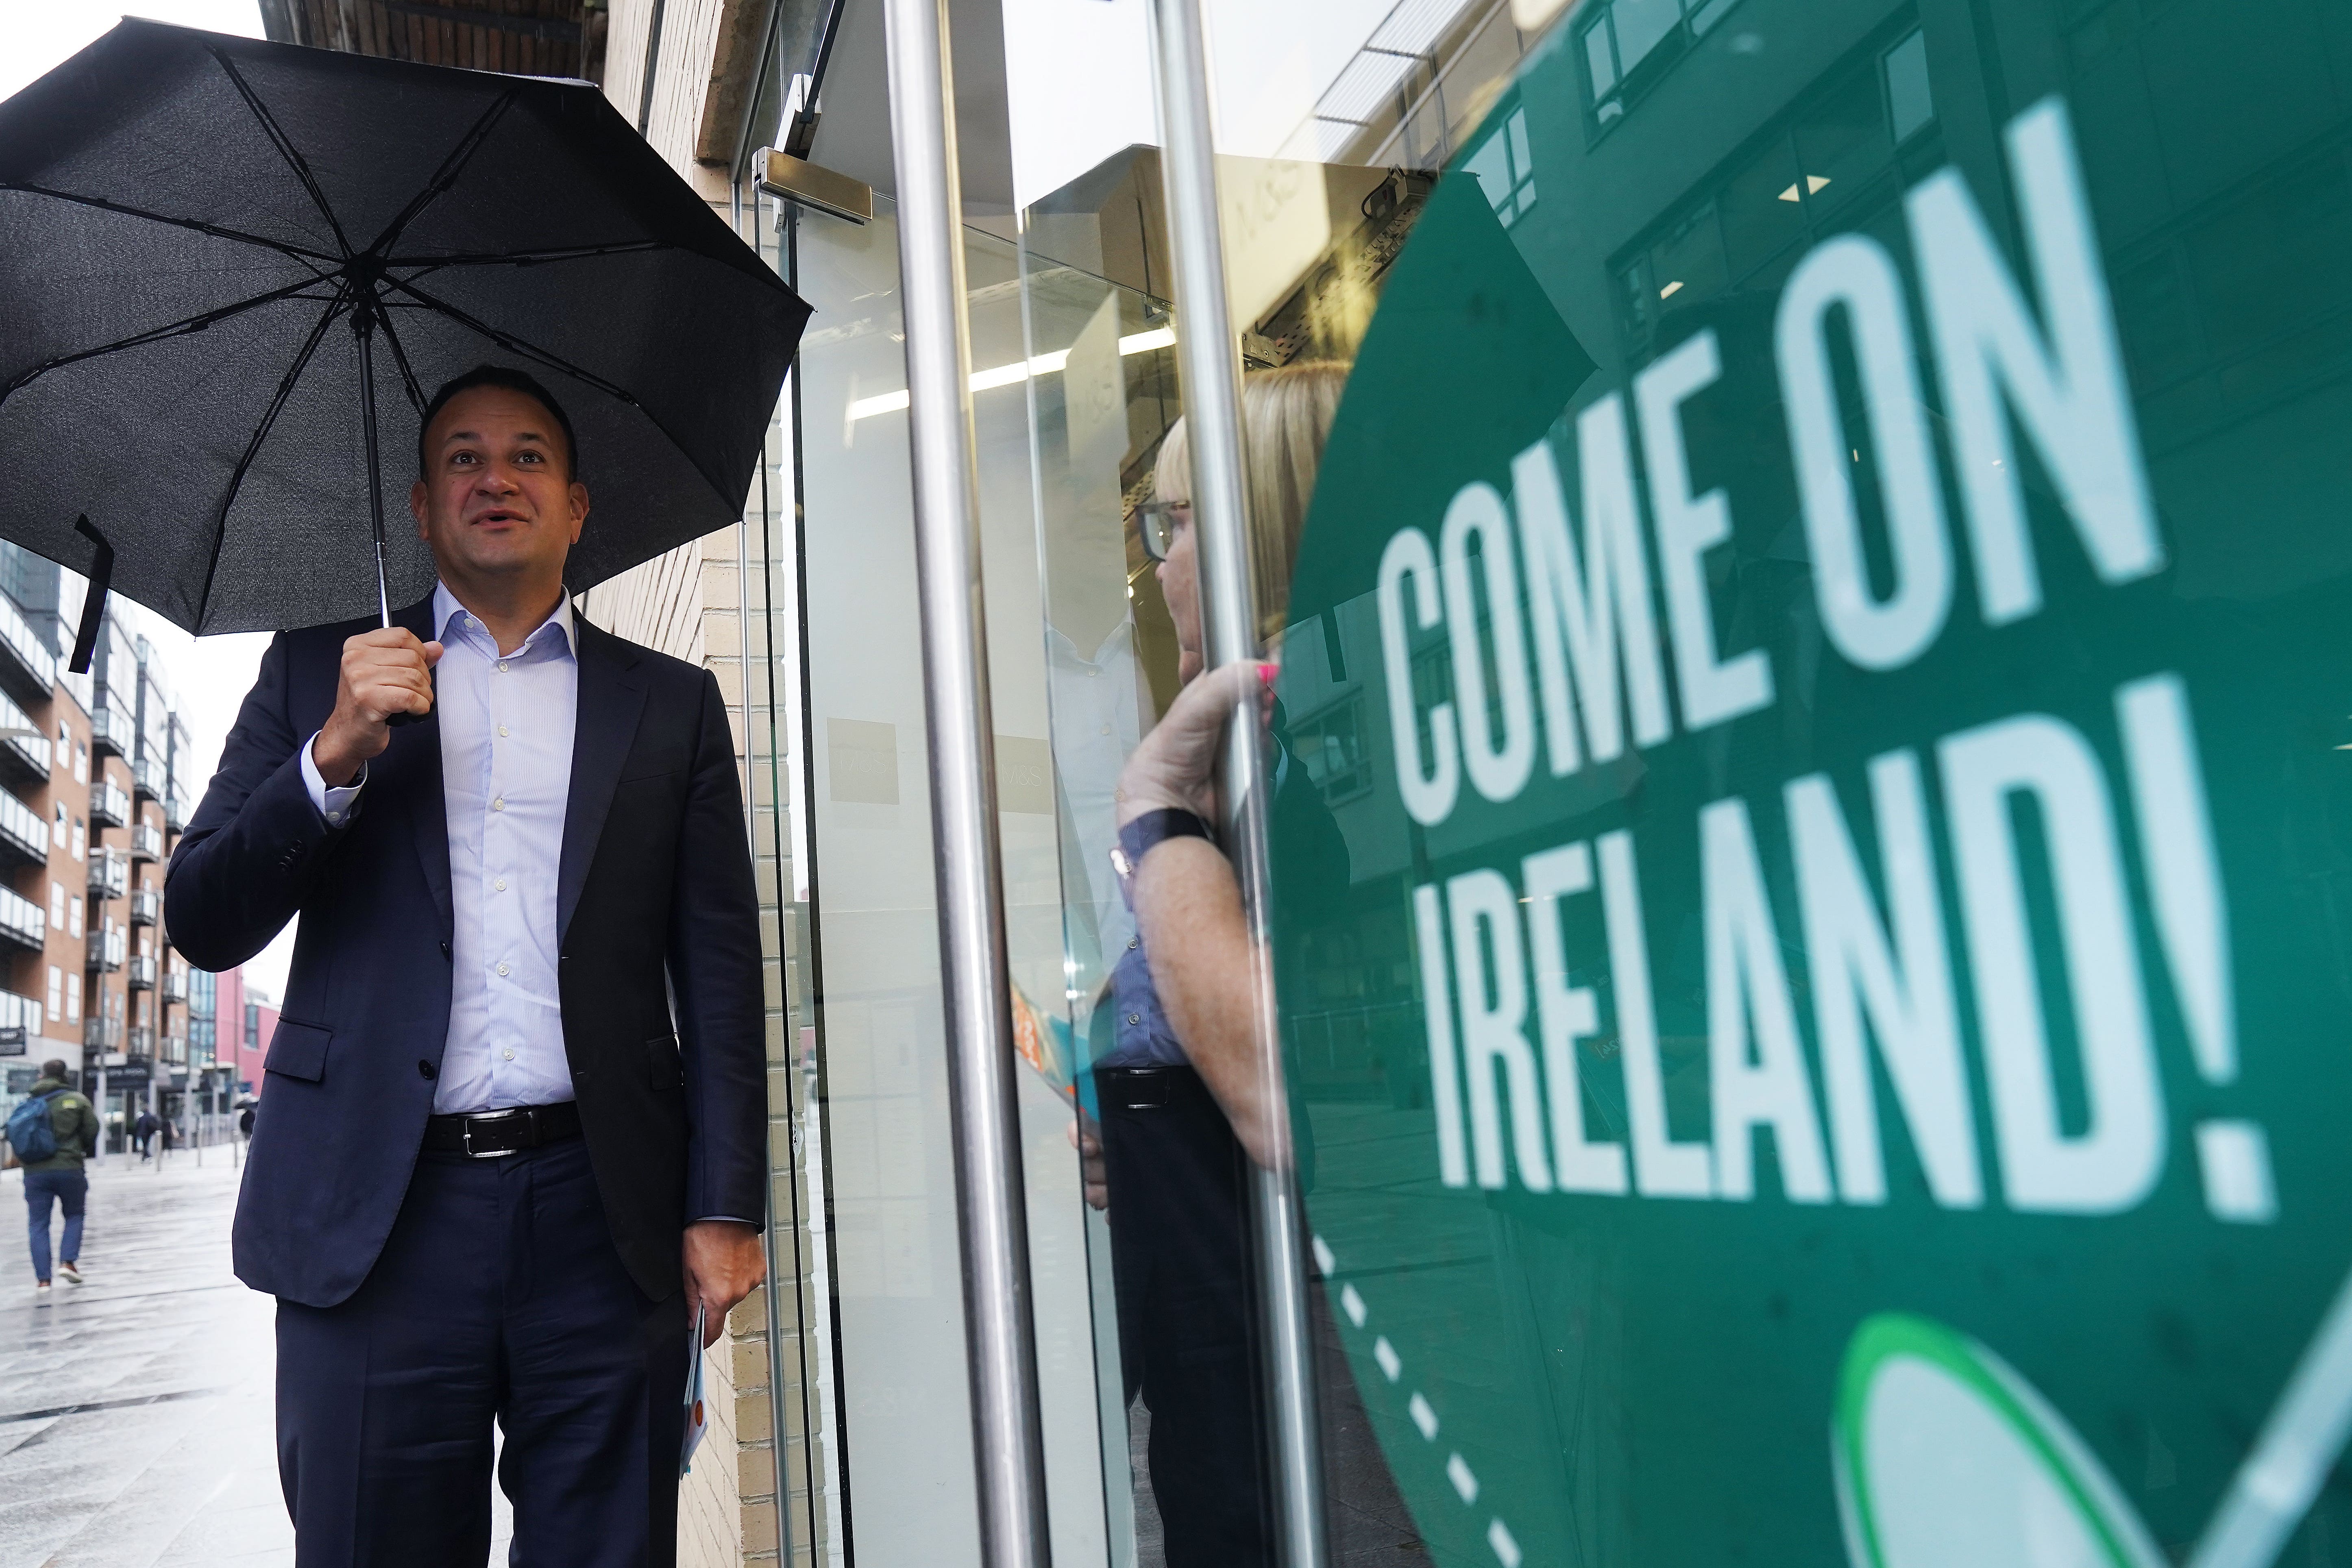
[1115,660,1275,828]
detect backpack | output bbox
[6,1088,65,1164]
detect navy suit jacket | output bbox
[165,595,767,1308]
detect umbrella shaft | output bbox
[354,309,392,629]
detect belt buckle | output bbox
[461,1107,525,1159]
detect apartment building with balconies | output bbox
[0,546,212,1142]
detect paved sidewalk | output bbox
[0,1156,514,1567]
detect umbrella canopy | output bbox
[0,19,810,637]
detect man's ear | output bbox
[410,478,430,539]
[568,481,590,545]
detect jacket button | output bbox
[417,1059,437,1080]
[439,941,451,960]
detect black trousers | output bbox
[274,1136,688,1567]
[1099,1065,1274,1568]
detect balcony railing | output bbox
[132,753,165,801]
[0,688,48,788]
[162,968,187,1003]
[0,988,42,1039]
[87,701,130,760]
[0,786,45,869]
[129,887,159,926]
[0,884,44,955]
[85,926,123,972]
[164,791,187,834]
[130,822,163,862]
[83,1016,122,1052]
[127,954,155,991]
[128,1024,154,1057]
[0,594,56,710]
[90,778,128,829]
[87,848,126,901]
[160,1031,187,1065]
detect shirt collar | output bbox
[432,581,577,658]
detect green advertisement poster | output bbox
[1270,2,2352,1564]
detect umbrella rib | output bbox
[362,90,520,260]
[193,295,349,629]
[208,47,354,259]
[381,240,666,269]
[372,302,430,413]
[0,183,340,268]
[0,276,336,412]
[383,275,638,405]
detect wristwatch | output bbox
[1110,808,1213,893]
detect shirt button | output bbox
[496,963,510,977]
[1128,937,1138,950]
[492,798,505,812]
[1100,725,1111,736]
[494,878,507,892]
[1127,1013,1141,1025]
[498,725,509,738]
[502,1048,515,1061]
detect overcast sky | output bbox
[2,1,295,997]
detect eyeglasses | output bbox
[1135,500,1191,562]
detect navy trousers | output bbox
[275,1136,688,1567]
[23,1168,86,1282]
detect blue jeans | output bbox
[24,1168,86,1283]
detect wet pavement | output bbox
[0,1153,514,1567]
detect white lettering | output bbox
[1413,882,1470,1188]
[1441,484,1539,805]
[1379,529,1459,825]
[1939,712,2165,1213]
[1598,829,1713,1198]
[1512,401,1673,774]
[1701,797,1834,1202]
[1637,331,1775,730]
[1447,869,1554,1191]
[1522,843,1631,1195]
[1777,235,1953,670]
[1908,97,2163,625]
[1788,754,1980,1207]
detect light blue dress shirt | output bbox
[303,583,578,1115]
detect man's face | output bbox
[409,386,588,583]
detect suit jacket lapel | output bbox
[388,595,454,939]
[559,618,647,947]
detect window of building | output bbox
[1577,0,1740,130]
[245,1002,259,1050]
[70,818,83,862]
[1884,26,1932,144]
[64,973,79,1024]
[68,895,82,940]
[1291,695,1374,804]
[51,802,63,849]
[46,965,60,1018]
[1462,107,1537,227]
[52,723,65,774]
[48,880,62,929]
[73,740,87,785]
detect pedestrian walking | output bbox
[169,367,768,1565]
[131,1109,158,1162]
[10,1060,95,1294]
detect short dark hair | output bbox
[40,1058,66,1080]
[416,365,580,479]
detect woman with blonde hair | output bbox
[1095,360,1375,1568]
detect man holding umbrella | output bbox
[168,362,769,1564]
[2,22,809,1564]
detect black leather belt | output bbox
[422,1101,581,1158]
[1098,1065,1193,1112]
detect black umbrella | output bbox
[0,19,810,659]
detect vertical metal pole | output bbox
[879,1,1053,1564]
[1141,2,1329,1564]
[353,308,394,630]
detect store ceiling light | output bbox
[847,328,1179,422]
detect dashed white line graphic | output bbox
[1315,1231,1523,1566]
